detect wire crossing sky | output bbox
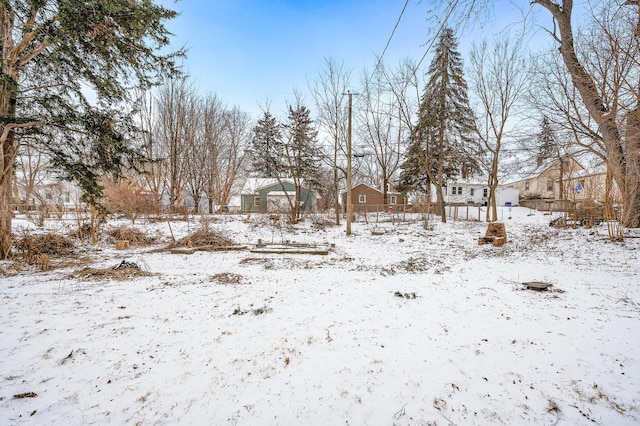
[160,0,541,119]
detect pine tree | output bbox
[281,103,321,222]
[283,104,321,184]
[0,0,182,259]
[248,104,320,222]
[536,116,557,165]
[405,27,478,222]
[249,111,283,178]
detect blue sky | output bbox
[160,1,543,118]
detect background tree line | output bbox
[4,0,640,258]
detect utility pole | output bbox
[344,91,354,235]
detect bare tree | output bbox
[137,89,167,210]
[469,34,529,221]
[154,77,196,212]
[357,65,404,204]
[309,57,352,224]
[214,106,251,213]
[199,94,228,214]
[529,49,605,162]
[13,143,49,217]
[531,0,640,226]
[183,96,206,213]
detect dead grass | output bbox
[13,233,76,270]
[14,233,75,256]
[13,392,37,399]
[211,272,246,285]
[106,226,158,246]
[169,228,236,249]
[70,265,153,281]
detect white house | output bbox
[431,181,519,206]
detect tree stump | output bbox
[478,223,507,247]
[115,240,130,250]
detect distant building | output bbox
[504,156,584,200]
[431,180,519,207]
[341,181,408,213]
[240,178,318,213]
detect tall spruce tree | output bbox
[281,102,321,222]
[536,116,557,165]
[249,111,283,178]
[248,104,320,222]
[0,0,182,259]
[402,27,478,222]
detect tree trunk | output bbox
[558,157,565,200]
[0,171,13,259]
[436,182,446,223]
[1,74,18,259]
[625,107,640,227]
[333,124,340,226]
[537,0,640,227]
[488,151,499,222]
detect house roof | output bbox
[267,191,297,197]
[572,163,607,179]
[240,178,318,198]
[504,156,585,185]
[241,178,294,195]
[346,182,405,196]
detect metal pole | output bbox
[346,91,353,235]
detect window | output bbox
[390,195,396,205]
[525,181,530,190]
[470,188,475,196]
[452,187,457,195]
[358,194,366,203]
[483,188,488,198]
[64,192,70,203]
[386,183,391,192]
[253,195,260,206]
[458,187,463,195]
[547,180,553,191]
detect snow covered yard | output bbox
[1,207,639,425]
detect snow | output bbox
[1,207,639,425]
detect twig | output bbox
[439,412,458,426]
[392,403,407,420]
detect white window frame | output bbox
[358,194,366,203]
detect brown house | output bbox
[341,182,408,213]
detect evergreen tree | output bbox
[0,0,182,258]
[249,111,283,178]
[403,27,478,222]
[281,102,321,222]
[536,116,557,165]
[248,104,320,222]
[282,104,321,188]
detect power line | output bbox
[362,0,410,91]
[378,0,410,67]
[363,0,460,92]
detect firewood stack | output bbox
[478,223,507,247]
